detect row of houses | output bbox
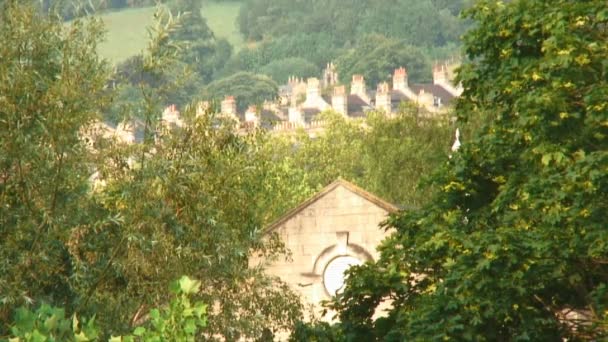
[87,62,461,143]
[218,62,461,131]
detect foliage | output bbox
[107,0,236,111]
[219,33,341,78]
[266,107,452,210]
[6,276,207,342]
[1,3,303,340]
[258,57,320,84]
[38,0,157,20]
[0,0,110,324]
[326,0,608,340]
[87,2,244,64]
[360,107,452,207]
[222,0,466,89]
[8,305,99,342]
[203,71,278,112]
[168,0,230,83]
[337,34,432,86]
[115,276,207,342]
[238,0,468,47]
[289,321,343,342]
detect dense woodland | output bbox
[1,0,607,341]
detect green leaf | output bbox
[183,319,197,335]
[43,314,59,331]
[74,331,90,342]
[72,315,79,332]
[133,326,146,336]
[193,303,207,319]
[178,276,201,295]
[149,309,160,321]
[30,329,47,342]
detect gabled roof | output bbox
[264,179,399,235]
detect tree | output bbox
[337,35,432,86]
[203,72,278,112]
[259,57,319,84]
[327,0,608,340]
[0,3,303,339]
[266,108,452,209]
[168,0,232,83]
[0,0,110,324]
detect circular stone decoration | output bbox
[323,256,362,296]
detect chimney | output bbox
[162,104,183,127]
[245,105,259,126]
[288,106,304,125]
[393,67,408,92]
[332,85,348,117]
[350,75,370,103]
[288,76,297,88]
[221,96,237,116]
[306,77,321,99]
[196,101,210,117]
[375,82,392,114]
[302,77,330,111]
[433,62,462,96]
[433,63,448,85]
[418,89,434,108]
[323,62,338,87]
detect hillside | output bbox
[95,2,244,64]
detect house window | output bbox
[323,256,362,296]
[433,96,442,107]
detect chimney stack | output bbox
[393,67,408,92]
[433,63,448,85]
[350,75,370,103]
[306,77,321,99]
[418,89,434,108]
[375,82,392,114]
[162,104,183,127]
[196,101,210,117]
[432,62,462,96]
[302,77,330,111]
[245,105,259,126]
[288,106,304,125]
[323,62,339,87]
[221,96,237,116]
[332,85,348,117]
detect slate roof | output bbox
[347,94,370,117]
[409,84,455,105]
[303,108,322,122]
[259,109,282,128]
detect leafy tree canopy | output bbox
[0,3,301,340]
[259,58,320,85]
[325,0,608,340]
[337,34,432,86]
[266,107,453,210]
[203,71,278,112]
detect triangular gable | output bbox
[264,179,399,235]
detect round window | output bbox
[323,256,362,296]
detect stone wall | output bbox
[259,180,397,320]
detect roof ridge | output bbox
[263,179,398,235]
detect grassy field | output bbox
[95,2,244,64]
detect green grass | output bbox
[94,2,244,64]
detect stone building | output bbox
[258,179,398,320]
